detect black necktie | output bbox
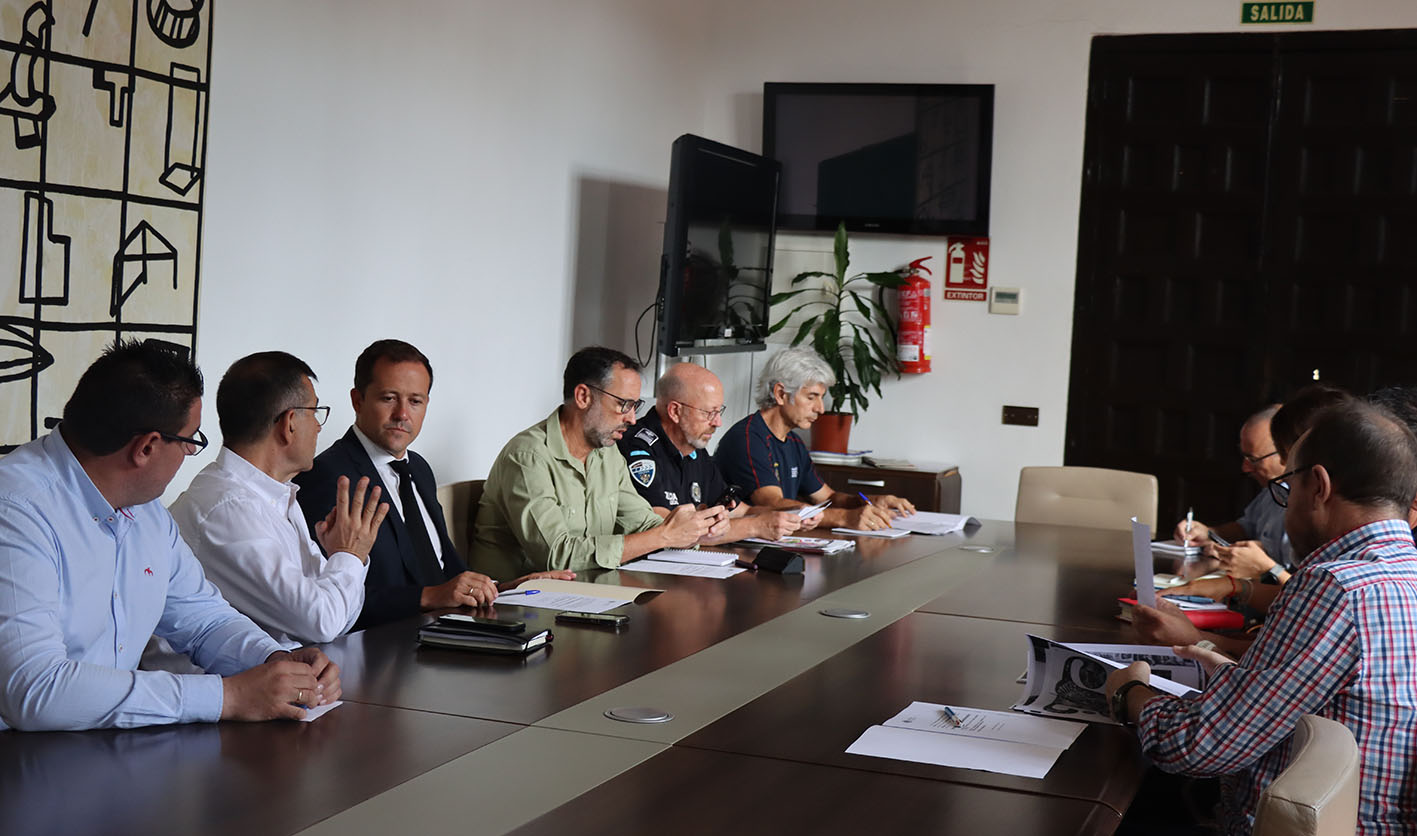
[388,459,443,582]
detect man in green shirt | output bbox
[470,347,728,578]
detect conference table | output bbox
[1,520,1157,835]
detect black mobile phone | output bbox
[1207,531,1233,548]
[554,611,629,628]
[436,613,526,633]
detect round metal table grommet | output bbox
[819,608,870,619]
[604,706,674,724]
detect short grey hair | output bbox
[756,347,835,409]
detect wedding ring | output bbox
[297,689,304,704]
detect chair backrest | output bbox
[1014,466,1159,536]
[1253,714,1360,836]
[435,479,485,559]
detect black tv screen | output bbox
[763,82,994,237]
[656,134,779,357]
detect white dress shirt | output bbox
[169,447,367,646]
[351,425,445,568]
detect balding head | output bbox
[656,363,725,453]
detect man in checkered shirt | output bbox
[1106,400,1417,835]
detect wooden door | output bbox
[1066,31,1417,528]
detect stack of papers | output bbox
[1152,539,1203,557]
[890,511,981,536]
[618,559,745,579]
[832,527,910,539]
[1013,635,1204,724]
[492,578,657,614]
[652,549,736,566]
[741,536,854,554]
[846,701,1084,779]
[796,499,833,518]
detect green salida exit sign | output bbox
[1241,2,1314,23]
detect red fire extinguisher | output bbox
[897,256,932,373]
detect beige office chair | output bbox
[435,479,485,558]
[1252,714,1360,836]
[1014,466,1159,536]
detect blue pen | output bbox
[498,589,541,597]
[941,705,964,728]
[858,491,872,506]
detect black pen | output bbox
[734,559,758,571]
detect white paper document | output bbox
[618,559,745,579]
[831,527,909,539]
[1131,518,1155,608]
[652,548,737,566]
[797,499,833,518]
[1151,539,1203,557]
[846,702,1079,779]
[300,700,342,723]
[889,511,981,536]
[1014,635,1203,724]
[741,536,853,554]
[492,590,626,613]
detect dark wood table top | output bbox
[679,611,1149,816]
[918,522,1144,633]
[326,534,960,724]
[0,701,516,836]
[510,745,1121,836]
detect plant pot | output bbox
[810,412,853,453]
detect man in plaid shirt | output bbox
[1106,401,1417,835]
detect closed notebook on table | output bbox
[1116,598,1244,630]
[417,623,553,654]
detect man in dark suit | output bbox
[296,340,559,630]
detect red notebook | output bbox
[1117,597,1244,630]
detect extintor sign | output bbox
[944,237,989,301]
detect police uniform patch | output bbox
[629,459,657,487]
[635,428,659,446]
[629,449,651,457]
[691,481,702,503]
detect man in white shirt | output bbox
[171,352,388,645]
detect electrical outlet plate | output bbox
[1002,405,1039,426]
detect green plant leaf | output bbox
[846,289,872,322]
[790,317,816,347]
[769,288,813,305]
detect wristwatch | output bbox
[1260,564,1284,585]
[1110,680,1150,725]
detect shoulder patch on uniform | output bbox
[629,449,652,457]
[635,428,659,446]
[629,459,657,487]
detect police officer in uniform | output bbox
[618,363,809,541]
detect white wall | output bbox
[173,0,710,498]
[176,0,1417,518]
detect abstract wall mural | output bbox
[0,0,210,451]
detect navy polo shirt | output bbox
[617,409,728,509]
[715,411,825,502]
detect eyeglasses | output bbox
[586,384,644,415]
[675,401,727,420]
[286,405,331,426]
[149,428,209,456]
[1268,468,1301,507]
[1242,448,1280,465]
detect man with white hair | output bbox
[619,361,811,541]
[715,347,914,531]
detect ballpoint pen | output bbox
[1184,507,1194,544]
[941,705,964,728]
[858,491,873,506]
[497,589,541,597]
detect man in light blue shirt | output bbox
[0,340,341,731]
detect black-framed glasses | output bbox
[586,384,644,415]
[675,400,727,420]
[150,428,209,456]
[286,405,331,426]
[1268,468,1301,507]
[1242,448,1280,465]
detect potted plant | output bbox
[768,222,907,452]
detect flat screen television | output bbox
[763,82,994,237]
[656,134,780,357]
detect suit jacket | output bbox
[294,428,467,630]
